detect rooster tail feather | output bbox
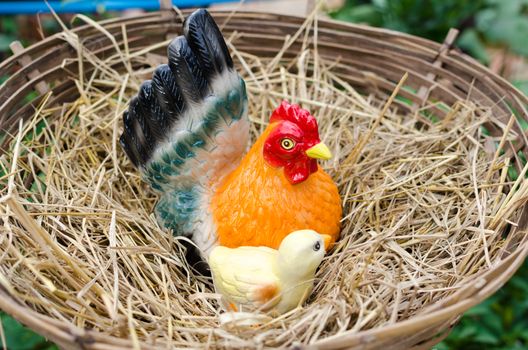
[120,9,248,253]
[120,10,239,171]
[168,36,210,103]
[151,64,185,121]
[184,9,233,77]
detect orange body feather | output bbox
[211,124,342,249]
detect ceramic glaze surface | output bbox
[120,8,342,257]
[211,123,342,250]
[209,230,331,313]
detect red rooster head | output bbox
[263,101,332,184]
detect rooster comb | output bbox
[270,100,318,133]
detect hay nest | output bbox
[1,9,528,350]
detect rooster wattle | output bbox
[120,9,341,260]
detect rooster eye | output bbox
[280,138,295,150]
[313,241,321,251]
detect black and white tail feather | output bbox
[120,9,249,273]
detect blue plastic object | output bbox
[0,1,235,14]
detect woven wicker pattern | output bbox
[0,10,527,349]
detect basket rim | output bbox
[1,10,528,131]
[1,9,527,107]
[0,10,441,72]
[1,9,528,349]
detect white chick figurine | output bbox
[209,229,331,314]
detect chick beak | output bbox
[321,234,332,251]
[306,142,332,160]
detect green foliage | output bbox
[457,28,490,64]
[0,312,57,350]
[0,17,17,52]
[434,261,528,350]
[334,0,483,42]
[513,80,528,96]
[330,0,528,63]
[476,0,528,57]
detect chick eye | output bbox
[313,241,321,251]
[280,138,295,150]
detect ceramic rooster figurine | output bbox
[120,9,341,260]
[209,230,331,314]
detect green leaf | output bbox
[502,306,514,328]
[23,91,39,104]
[29,172,47,195]
[484,16,528,56]
[0,17,17,34]
[432,342,449,350]
[520,326,528,341]
[0,34,15,52]
[475,8,497,32]
[465,299,495,317]
[330,4,382,26]
[491,0,526,16]
[456,323,479,339]
[512,80,528,96]
[0,312,56,350]
[457,29,490,64]
[508,166,519,181]
[473,331,500,345]
[482,312,504,335]
[41,18,60,33]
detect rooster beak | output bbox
[306,142,332,160]
[321,234,332,251]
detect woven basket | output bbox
[1,9,528,350]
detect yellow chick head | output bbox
[276,229,331,280]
